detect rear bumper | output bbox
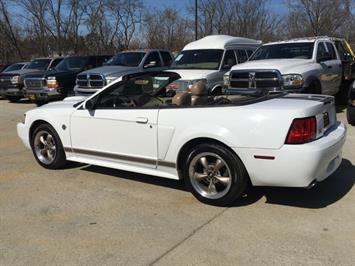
[24,87,64,101]
[17,122,31,149]
[236,122,347,187]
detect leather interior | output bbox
[172,92,191,106]
[190,81,210,106]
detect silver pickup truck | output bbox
[224,37,349,96]
[74,49,173,96]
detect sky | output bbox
[143,0,288,14]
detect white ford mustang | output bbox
[17,71,346,205]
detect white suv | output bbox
[168,35,261,95]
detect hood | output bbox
[166,69,216,80]
[2,68,46,76]
[230,59,312,74]
[38,96,85,110]
[79,65,139,77]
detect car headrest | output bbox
[172,92,191,106]
[190,81,208,96]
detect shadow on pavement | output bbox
[82,165,186,191]
[81,159,354,209]
[236,159,355,208]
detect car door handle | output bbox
[136,117,148,124]
[327,65,332,69]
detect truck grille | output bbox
[230,70,283,91]
[24,78,46,90]
[0,76,12,88]
[76,74,106,89]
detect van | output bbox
[167,35,261,95]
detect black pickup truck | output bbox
[24,55,112,105]
[0,57,63,102]
[347,81,355,125]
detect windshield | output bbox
[172,49,224,70]
[27,59,51,70]
[250,42,315,60]
[106,52,146,67]
[4,63,25,72]
[56,57,88,72]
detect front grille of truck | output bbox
[0,76,12,88]
[229,70,283,91]
[76,74,106,89]
[24,78,46,89]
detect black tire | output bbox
[35,100,47,106]
[347,109,355,126]
[7,96,21,102]
[30,123,67,169]
[183,143,249,206]
[305,80,322,94]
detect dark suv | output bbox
[0,57,63,102]
[24,55,112,104]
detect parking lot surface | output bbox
[0,99,354,265]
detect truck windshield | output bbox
[3,63,25,72]
[172,49,224,70]
[106,52,146,67]
[249,43,314,60]
[56,57,88,72]
[27,59,51,70]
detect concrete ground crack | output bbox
[149,207,229,265]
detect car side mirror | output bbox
[144,61,157,68]
[84,98,96,110]
[343,53,351,62]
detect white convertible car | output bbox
[17,71,346,205]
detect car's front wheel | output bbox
[30,123,67,169]
[183,143,249,206]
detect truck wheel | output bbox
[305,80,322,94]
[183,143,249,206]
[30,123,67,169]
[347,109,355,126]
[7,96,21,103]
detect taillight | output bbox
[285,117,317,144]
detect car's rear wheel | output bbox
[7,96,21,102]
[183,143,249,206]
[30,123,67,169]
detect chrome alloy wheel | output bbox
[188,152,233,199]
[33,130,56,165]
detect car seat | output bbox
[191,81,210,106]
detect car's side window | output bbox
[93,75,168,109]
[325,43,337,60]
[317,42,331,62]
[222,50,236,69]
[160,51,173,66]
[236,49,248,64]
[144,52,162,68]
[246,49,254,58]
[50,58,62,68]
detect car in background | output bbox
[0,57,63,102]
[23,55,112,105]
[167,35,261,95]
[0,64,11,73]
[347,81,355,125]
[224,36,353,96]
[74,49,173,96]
[17,71,346,206]
[2,62,29,72]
